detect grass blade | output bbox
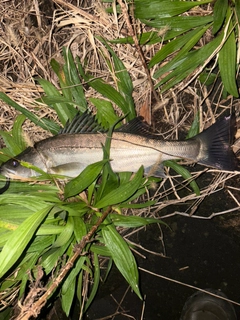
[94,166,144,209]
[218,11,238,97]
[102,224,141,299]
[64,160,109,199]
[0,206,52,278]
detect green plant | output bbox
[110,0,239,97]
[0,47,161,318]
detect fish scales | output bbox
[0,113,238,179]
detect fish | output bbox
[0,112,238,180]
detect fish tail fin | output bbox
[195,115,239,171]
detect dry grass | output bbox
[0,0,240,318]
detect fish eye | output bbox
[12,160,19,168]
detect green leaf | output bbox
[90,98,119,128]
[52,216,74,248]
[73,216,87,242]
[94,166,144,208]
[141,16,213,39]
[198,71,217,86]
[62,48,88,111]
[98,37,136,120]
[0,93,59,134]
[150,25,210,69]
[61,256,86,315]
[61,276,76,316]
[155,35,222,92]
[0,131,23,156]
[42,236,73,275]
[235,0,240,24]
[186,112,199,139]
[164,160,200,196]
[134,0,212,19]
[118,200,156,209]
[77,61,131,116]
[12,114,28,151]
[153,24,211,79]
[0,206,52,278]
[212,0,228,34]
[110,31,162,46]
[37,79,71,126]
[109,214,160,228]
[102,224,141,299]
[84,252,100,311]
[218,11,238,97]
[64,160,109,199]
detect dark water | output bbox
[85,214,240,320]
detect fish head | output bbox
[0,147,44,179]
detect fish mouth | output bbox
[0,177,10,194]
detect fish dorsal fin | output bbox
[59,112,157,138]
[59,111,105,134]
[116,117,156,137]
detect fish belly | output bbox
[41,146,161,177]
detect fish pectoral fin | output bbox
[145,163,166,178]
[48,162,83,176]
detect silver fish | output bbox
[0,112,238,179]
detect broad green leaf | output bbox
[42,236,73,275]
[12,114,28,151]
[37,79,71,125]
[198,71,217,86]
[77,61,131,116]
[62,256,86,295]
[84,252,100,311]
[90,98,119,128]
[102,224,141,298]
[0,131,23,156]
[153,24,211,78]
[134,0,211,19]
[64,160,109,198]
[150,25,210,69]
[164,160,200,196]
[98,37,136,120]
[94,116,124,203]
[90,244,111,256]
[52,216,74,247]
[109,214,160,228]
[0,92,59,134]
[63,47,88,111]
[0,194,58,209]
[218,10,238,97]
[0,206,52,278]
[155,35,222,91]
[62,276,76,316]
[212,0,228,34]
[61,255,86,315]
[235,0,240,24]
[94,166,144,208]
[73,216,87,242]
[141,16,213,38]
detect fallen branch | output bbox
[16,206,112,320]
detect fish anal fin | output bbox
[145,163,166,178]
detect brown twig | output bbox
[16,206,112,320]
